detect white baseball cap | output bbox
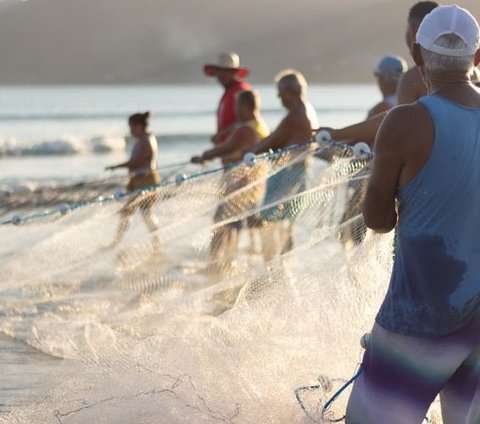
[416,5,480,57]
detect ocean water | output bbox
[0,84,411,423]
[0,84,377,183]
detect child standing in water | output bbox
[106,111,160,249]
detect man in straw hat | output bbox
[346,5,480,423]
[204,52,252,145]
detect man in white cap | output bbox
[346,5,480,424]
[204,52,252,145]
[367,55,408,118]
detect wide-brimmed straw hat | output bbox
[204,52,250,78]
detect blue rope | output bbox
[295,366,363,423]
[0,138,371,226]
[322,367,363,415]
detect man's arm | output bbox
[317,68,427,145]
[193,126,255,162]
[247,116,293,154]
[318,112,386,145]
[211,124,237,145]
[367,101,390,119]
[364,101,434,232]
[362,108,408,233]
[206,126,255,160]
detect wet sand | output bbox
[0,334,61,415]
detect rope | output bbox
[322,367,363,420]
[295,366,363,423]
[0,138,371,226]
[157,160,192,171]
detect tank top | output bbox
[376,94,480,337]
[129,134,158,176]
[217,80,252,143]
[222,118,270,164]
[247,117,270,140]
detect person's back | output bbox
[379,93,480,336]
[249,70,317,155]
[284,104,316,148]
[106,111,159,190]
[347,6,480,424]
[128,134,157,171]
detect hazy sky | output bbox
[0,0,479,84]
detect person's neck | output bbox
[426,70,472,95]
[239,112,255,122]
[224,78,240,88]
[381,83,397,98]
[287,96,305,111]
[136,131,148,139]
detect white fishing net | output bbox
[0,142,441,423]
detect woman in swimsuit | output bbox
[106,111,160,248]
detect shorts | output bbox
[260,163,311,223]
[346,316,480,424]
[127,171,161,192]
[123,172,161,214]
[213,164,266,229]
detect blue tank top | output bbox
[376,94,480,337]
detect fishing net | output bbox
[0,141,442,423]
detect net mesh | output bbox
[0,142,442,423]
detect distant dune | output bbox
[0,0,479,84]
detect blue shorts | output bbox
[260,163,311,222]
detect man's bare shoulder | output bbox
[376,102,431,152]
[368,101,390,118]
[383,102,429,132]
[228,124,254,144]
[397,67,427,105]
[284,107,310,125]
[403,66,420,81]
[234,125,255,137]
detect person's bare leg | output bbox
[440,346,480,424]
[109,208,134,248]
[225,226,238,265]
[260,223,277,262]
[279,221,294,254]
[141,206,160,252]
[247,226,259,254]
